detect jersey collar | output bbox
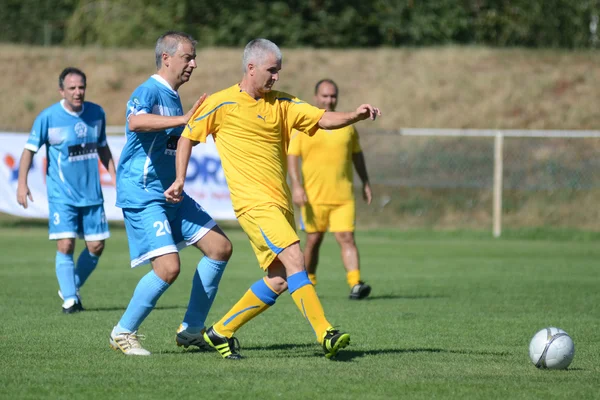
[60,99,84,117]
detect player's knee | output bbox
[205,238,233,261]
[336,231,355,245]
[56,240,75,254]
[266,275,287,293]
[87,241,105,256]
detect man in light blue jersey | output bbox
[109,31,232,356]
[17,67,116,314]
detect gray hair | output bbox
[242,38,282,72]
[155,31,197,69]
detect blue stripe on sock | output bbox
[250,279,279,306]
[288,271,312,294]
[223,306,260,326]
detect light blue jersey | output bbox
[25,100,107,207]
[116,75,185,208]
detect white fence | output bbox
[5,127,600,235]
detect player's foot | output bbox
[62,298,84,314]
[176,325,209,349]
[322,327,350,359]
[349,282,371,300]
[109,331,151,356]
[58,289,81,302]
[203,326,243,359]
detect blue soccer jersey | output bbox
[25,100,107,207]
[116,75,185,208]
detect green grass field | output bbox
[1,222,599,399]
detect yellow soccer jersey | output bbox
[183,84,325,216]
[288,125,362,204]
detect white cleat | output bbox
[176,325,209,349]
[110,331,151,356]
[58,289,81,301]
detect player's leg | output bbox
[331,201,371,299]
[49,202,82,313]
[277,240,351,359]
[300,203,327,285]
[203,205,292,359]
[175,196,232,348]
[76,204,110,290]
[304,232,324,285]
[110,205,179,356]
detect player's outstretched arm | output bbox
[318,104,381,130]
[129,94,207,133]
[164,136,198,203]
[16,149,35,208]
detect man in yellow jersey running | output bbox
[165,38,381,360]
[288,79,372,300]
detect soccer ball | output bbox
[528,327,575,370]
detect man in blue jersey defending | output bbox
[109,31,232,356]
[17,67,116,314]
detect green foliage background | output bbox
[1,0,599,48]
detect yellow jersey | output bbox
[288,125,362,204]
[183,84,325,216]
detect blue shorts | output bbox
[122,193,216,268]
[48,202,110,241]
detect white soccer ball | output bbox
[528,327,575,370]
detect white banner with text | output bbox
[0,132,235,221]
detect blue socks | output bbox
[56,251,77,302]
[182,257,228,332]
[116,270,170,333]
[75,248,99,288]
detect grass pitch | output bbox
[0,222,598,399]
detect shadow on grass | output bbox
[83,305,184,312]
[156,344,515,361]
[364,294,448,300]
[332,347,510,362]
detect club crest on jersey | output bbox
[74,122,88,139]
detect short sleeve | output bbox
[98,108,107,147]
[126,86,156,120]
[277,92,325,137]
[183,95,229,143]
[287,129,303,156]
[351,126,362,153]
[24,113,48,152]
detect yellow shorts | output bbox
[237,204,299,270]
[300,201,355,233]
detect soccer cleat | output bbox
[58,289,81,301]
[203,326,243,359]
[322,327,350,359]
[349,282,371,300]
[109,331,151,356]
[176,325,209,349]
[62,298,84,314]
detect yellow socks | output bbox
[346,270,361,288]
[308,273,317,285]
[213,278,279,337]
[288,271,331,341]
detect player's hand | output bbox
[183,93,207,123]
[363,182,372,205]
[292,185,307,207]
[355,104,381,121]
[164,180,184,204]
[16,184,33,209]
